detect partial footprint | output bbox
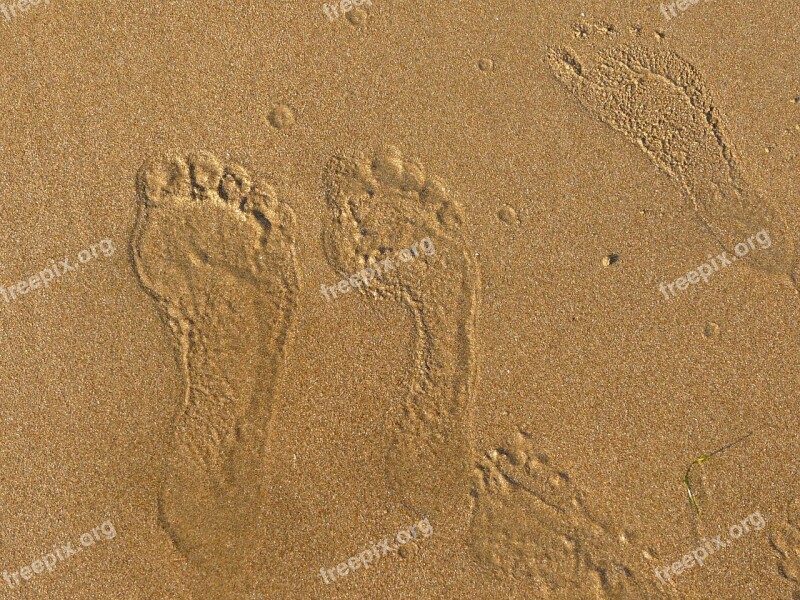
[322,145,479,525]
[470,429,674,599]
[132,152,298,581]
[771,497,800,596]
[547,27,798,290]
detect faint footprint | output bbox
[547,28,798,290]
[132,152,298,578]
[470,429,674,599]
[770,497,800,596]
[322,145,479,524]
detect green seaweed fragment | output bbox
[684,432,753,514]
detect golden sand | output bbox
[0,0,798,598]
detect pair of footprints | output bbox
[131,25,798,598]
[132,146,478,573]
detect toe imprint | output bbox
[470,429,673,599]
[771,498,800,588]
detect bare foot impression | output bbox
[322,145,479,525]
[470,429,673,599]
[131,152,298,583]
[771,497,800,597]
[546,24,799,291]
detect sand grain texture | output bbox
[0,0,798,599]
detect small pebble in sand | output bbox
[478,58,495,72]
[268,105,296,129]
[601,253,620,267]
[347,7,368,25]
[497,204,519,225]
[703,322,720,338]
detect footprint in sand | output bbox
[131,152,298,576]
[546,24,798,291]
[770,498,800,598]
[322,145,479,524]
[470,429,674,599]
